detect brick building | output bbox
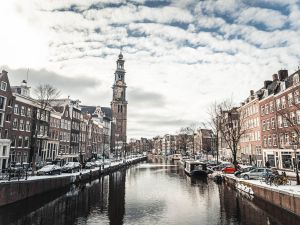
[239,90,263,166]
[259,69,300,170]
[0,70,13,169]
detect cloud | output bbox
[1,0,300,139]
[128,87,166,107]
[236,7,287,30]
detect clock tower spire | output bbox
[111,52,127,155]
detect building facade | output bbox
[239,90,263,166]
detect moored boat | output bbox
[184,161,210,177]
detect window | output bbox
[261,106,265,115]
[11,137,16,147]
[283,115,288,127]
[263,136,267,147]
[18,136,23,148]
[14,104,19,114]
[24,137,29,148]
[270,101,274,112]
[266,119,270,130]
[290,112,296,125]
[295,90,300,104]
[268,135,272,146]
[13,118,18,129]
[271,117,275,129]
[3,146,7,156]
[276,98,281,110]
[282,96,286,109]
[0,112,3,126]
[262,120,266,131]
[297,110,300,124]
[26,121,30,132]
[19,119,24,131]
[0,96,6,110]
[265,104,269,114]
[277,115,282,128]
[4,129,8,138]
[8,98,13,107]
[27,108,31,117]
[284,133,289,144]
[273,134,277,146]
[21,106,25,116]
[5,113,11,122]
[279,134,284,146]
[0,81,7,91]
[288,93,293,107]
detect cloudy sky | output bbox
[1,0,300,139]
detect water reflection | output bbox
[0,158,299,225]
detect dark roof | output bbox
[80,106,96,115]
[80,105,112,120]
[101,107,112,120]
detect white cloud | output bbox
[236,7,287,30]
[1,0,300,138]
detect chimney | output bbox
[250,90,254,96]
[278,69,288,81]
[264,80,272,89]
[272,74,278,81]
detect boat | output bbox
[184,161,210,177]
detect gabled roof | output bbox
[80,105,112,120]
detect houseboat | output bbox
[184,161,210,177]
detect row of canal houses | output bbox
[223,69,300,171]
[0,70,113,170]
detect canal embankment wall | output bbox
[223,175,300,217]
[0,157,147,207]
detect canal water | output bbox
[0,157,299,225]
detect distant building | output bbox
[194,129,213,156]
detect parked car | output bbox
[241,168,272,180]
[84,162,95,169]
[234,165,256,177]
[62,162,81,173]
[37,165,62,175]
[222,165,236,174]
[94,160,103,167]
[104,159,111,166]
[210,162,232,171]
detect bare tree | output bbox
[206,101,222,164]
[209,100,245,166]
[274,99,300,184]
[31,84,60,172]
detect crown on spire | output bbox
[118,47,123,59]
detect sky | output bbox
[1,0,300,139]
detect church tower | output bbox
[111,52,127,154]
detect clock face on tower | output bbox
[116,80,123,86]
[115,86,123,100]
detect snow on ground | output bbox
[223,173,300,196]
[0,157,144,184]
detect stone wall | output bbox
[0,156,146,207]
[224,176,300,217]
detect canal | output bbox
[0,157,299,225]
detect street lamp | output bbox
[290,141,300,185]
